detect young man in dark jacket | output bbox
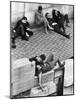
[11,16,33,48]
[29,54,46,89]
[14,16,33,40]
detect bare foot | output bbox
[45,31,49,34]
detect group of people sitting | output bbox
[35,5,70,36]
[29,53,65,90]
[11,5,70,48]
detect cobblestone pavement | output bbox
[11,20,74,62]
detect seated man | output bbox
[35,5,49,34]
[12,16,33,42]
[45,12,70,39]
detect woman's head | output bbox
[45,13,52,19]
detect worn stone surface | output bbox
[11,20,74,62]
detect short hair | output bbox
[22,16,27,20]
[52,9,56,15]
[40,54,46,61]
[38,5,42,11]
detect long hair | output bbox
[45,12,49,18]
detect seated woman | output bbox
[35,5,49,34]
[52,9,58,23]
[29,54,46,89]
[12,16,33,42]
[45,12,70,39]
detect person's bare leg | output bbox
[43,18,49,34]
[38,72,43,91]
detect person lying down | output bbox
[45,12,70,39]
[29,54,65,90]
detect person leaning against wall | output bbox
[35,5,49,34]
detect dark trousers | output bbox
[58,22,65,33]
[15,25,33,38]
[53,25,69,38]
[25,30,33,37]
[11,28,33,44]
[64,14,69,24]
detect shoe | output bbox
[21,36,29,41]
[25,36,29,41]
[67,34,70,39]
[12,44,16,49]
[38,85,44,92]
[21,36,26,40]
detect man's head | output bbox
[36,54,46,62]
[38,5,43,13]
[40,54,46,61]
[21,16,27,23]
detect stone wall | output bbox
[11,2,73,23]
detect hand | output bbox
[37,65,41,70]
[52,22,57,26]
[13,30,16,33]
[27,28,31,30]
